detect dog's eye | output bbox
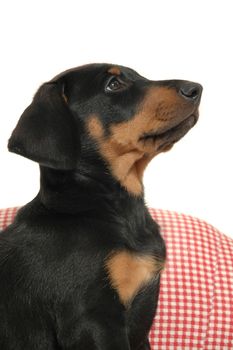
[105,77,125,92]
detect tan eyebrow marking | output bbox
[108,67,121,76]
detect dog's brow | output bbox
[107,67,121,76]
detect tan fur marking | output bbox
[88,116,104,139]
[108,67,121,76]
[88,116,145,194]
[105,251,165,305]
[87,87,191,195]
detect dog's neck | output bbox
[38,166,146,220]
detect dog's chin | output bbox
[140,114,198,152]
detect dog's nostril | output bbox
[180,82,202,101]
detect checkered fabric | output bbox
[0,207,233,349]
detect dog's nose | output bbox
[179,82,202,102]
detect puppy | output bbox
[0,64,202,349]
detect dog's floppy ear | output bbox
[8,81,80,170]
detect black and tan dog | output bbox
[0,64,202,349]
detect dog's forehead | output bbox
[107,65,143,80]
[52,64,143,82]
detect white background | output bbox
[0,0,232,236]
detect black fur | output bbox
[0,64,201,349]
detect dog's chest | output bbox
[105,250,164,306]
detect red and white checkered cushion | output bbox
[1,207,233,349]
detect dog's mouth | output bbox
[139,113,198,151]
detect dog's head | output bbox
[8,64,202,195]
